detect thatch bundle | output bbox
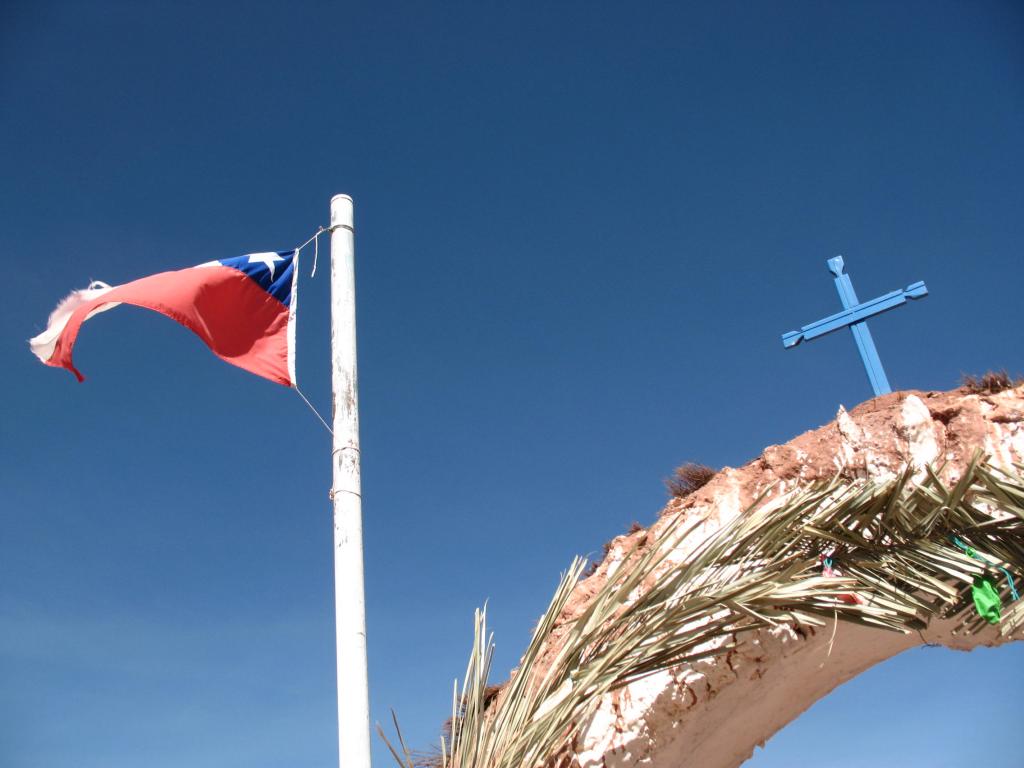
[384,455,1024,768]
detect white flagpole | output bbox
[329,193,372,768]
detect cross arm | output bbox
[781,281,927,348]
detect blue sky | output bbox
[2,2,1022,767]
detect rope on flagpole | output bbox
[296,225,328,277]
[312,229,321,277]
[290,224,334,435]
[295,383,334,435]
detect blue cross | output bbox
[781,256,928,397]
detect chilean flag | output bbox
[30,251,298,386]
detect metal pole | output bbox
[329,194,372,768]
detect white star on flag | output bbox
[247,252,285,281]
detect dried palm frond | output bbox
[382,457,1024,768]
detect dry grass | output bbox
[962,370,1022,395]
[665,462,717,499]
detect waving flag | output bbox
[30,251,298,386]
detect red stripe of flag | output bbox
[38,264,293,386]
